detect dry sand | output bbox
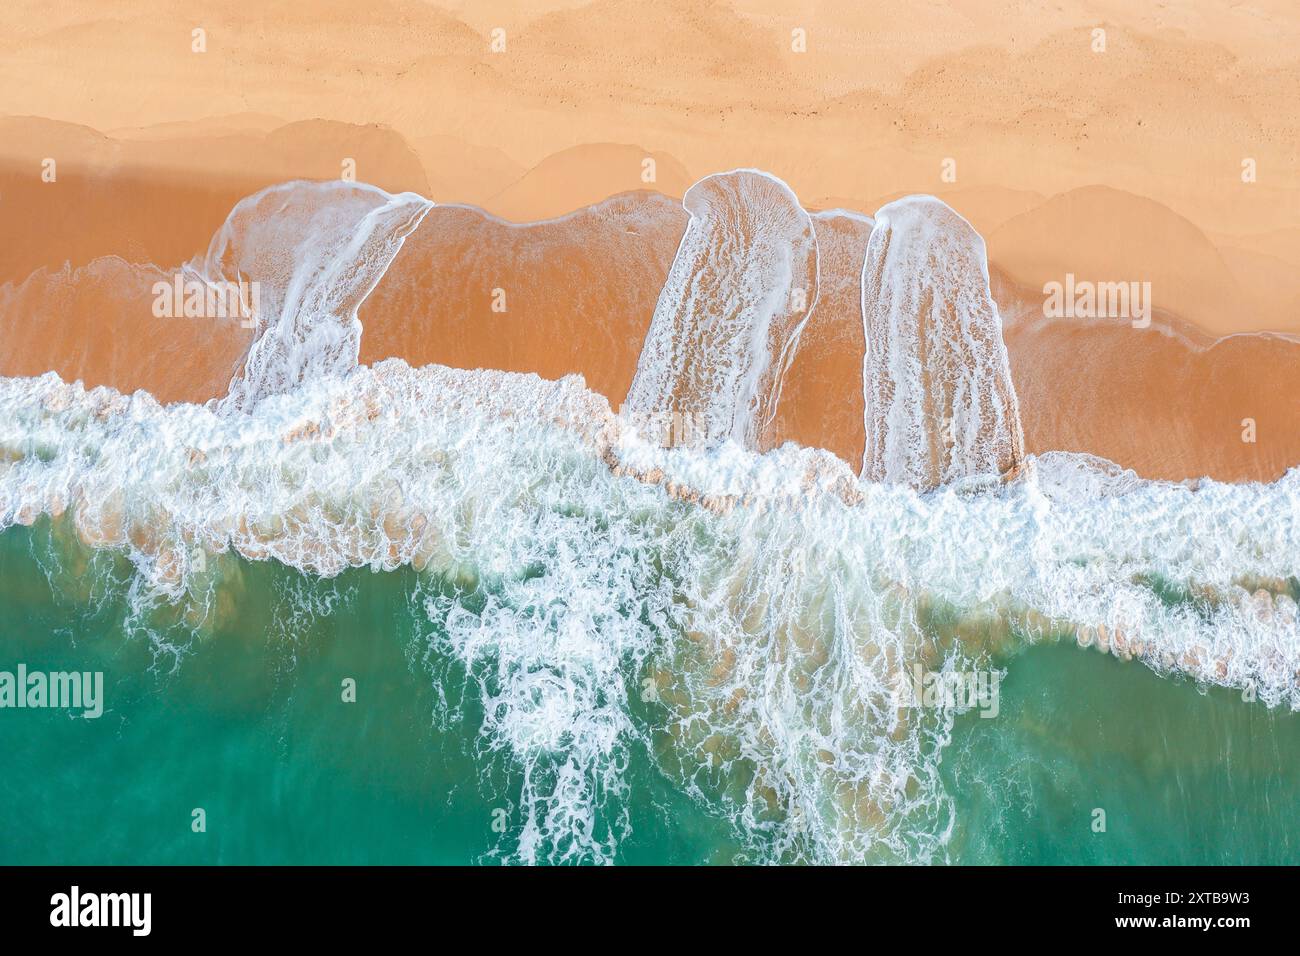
[0,1,1297,481]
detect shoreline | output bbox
[1,162,1296,484]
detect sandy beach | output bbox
[1,0,1297,480]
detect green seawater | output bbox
[1,518,1297,865]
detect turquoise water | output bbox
[1,517,1297,865]
[0,520,739,864]
[945,647,1300,864]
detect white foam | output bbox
[861,195,1025,488]
[203,181,433,411]
[0,361,1297,865]
[624,170,819,450]
[1,172,1295,864]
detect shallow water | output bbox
[2,515,1297,865]
[0,521,745,865]
[945,644,1300,865]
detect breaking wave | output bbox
[1,359,1298,863]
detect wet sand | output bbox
[2,168,1297,483]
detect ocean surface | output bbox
[1,172,1298,865]
[2,516,1297,865]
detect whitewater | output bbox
[0,174,1297,865]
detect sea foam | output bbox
[862,196,1025,488]
[0,359,1297,865]
[624,170,819,450]
[205,181,433,411]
